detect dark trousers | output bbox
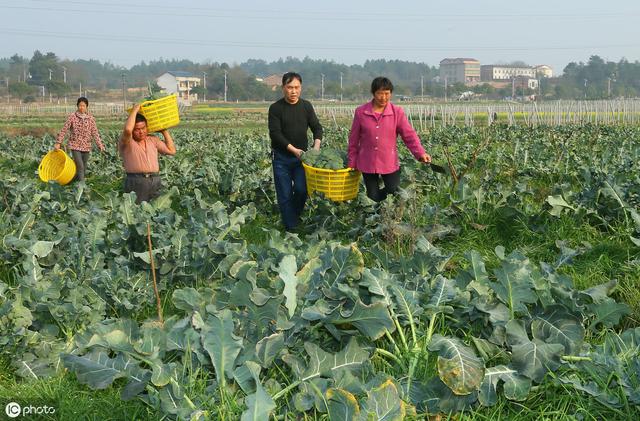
[362,170,401,202]
[71,150,90,181]
[272,149,307,231]
[124,174,162,204]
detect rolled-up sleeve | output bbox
[154,138,171,155]
[396,107,425,160]
[305,101,323,141]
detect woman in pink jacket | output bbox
[347,77,431,202]
[54,97,105,182]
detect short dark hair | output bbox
[77,97,89,106]
[135,113,147,125]
[282,72,302,86]
[371,77,394,94]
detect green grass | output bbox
[0,358,158,420]
[1,357,636,421]
[458,382,639,420]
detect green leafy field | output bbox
[0,122,639,420]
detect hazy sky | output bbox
[1,0,639,75]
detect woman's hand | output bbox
[419,153,432,164]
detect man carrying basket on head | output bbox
[268,72,323,232]
[118,103,176,203]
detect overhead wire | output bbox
[0,28,637,53]
[0,2,638,22]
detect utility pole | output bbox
[584,78,588,99]
[421,75,424,101]
[538,79,541,100]
[202,71,207,102]
[511,77,515,99]
[340,72,343,102]
[224,70,228,102]
[47,68,53,103]
[607,75,615,97]
[62,66,67,104]
[321,73,325,101]
[79,82,82,97]
[121,73,127,110]
[444,75,448,102]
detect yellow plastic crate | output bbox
[38,150,76,185]
[132,94,180,132]
[303,163,361,202]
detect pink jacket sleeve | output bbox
[347,109,361,169]
[395,107,426,160]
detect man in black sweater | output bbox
[268,72,323,232]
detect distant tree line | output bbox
[0,51,638,102]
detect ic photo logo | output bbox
[5,402,56,418]
[5,402,21,418]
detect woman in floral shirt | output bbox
[55,97,105,181]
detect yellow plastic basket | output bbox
[303,163,361,202]
[38,150,76,185]
[132,94,180,132]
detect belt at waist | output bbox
[126,172,159,178]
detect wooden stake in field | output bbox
[147,221,164,325]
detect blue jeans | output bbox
[272,149,307,231]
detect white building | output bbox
[534,65,553,78]
[481,65,536,81]
[481,64,553,81]
[156,71,201,104]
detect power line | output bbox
[1,28,637,53]
[2,3,638,22]
[19,0,640,18]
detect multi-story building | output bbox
[439,58,481,85]
[156,71,201,104]
[480,65,536,81]
[533,65,553,78]
[481,64,553,81]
